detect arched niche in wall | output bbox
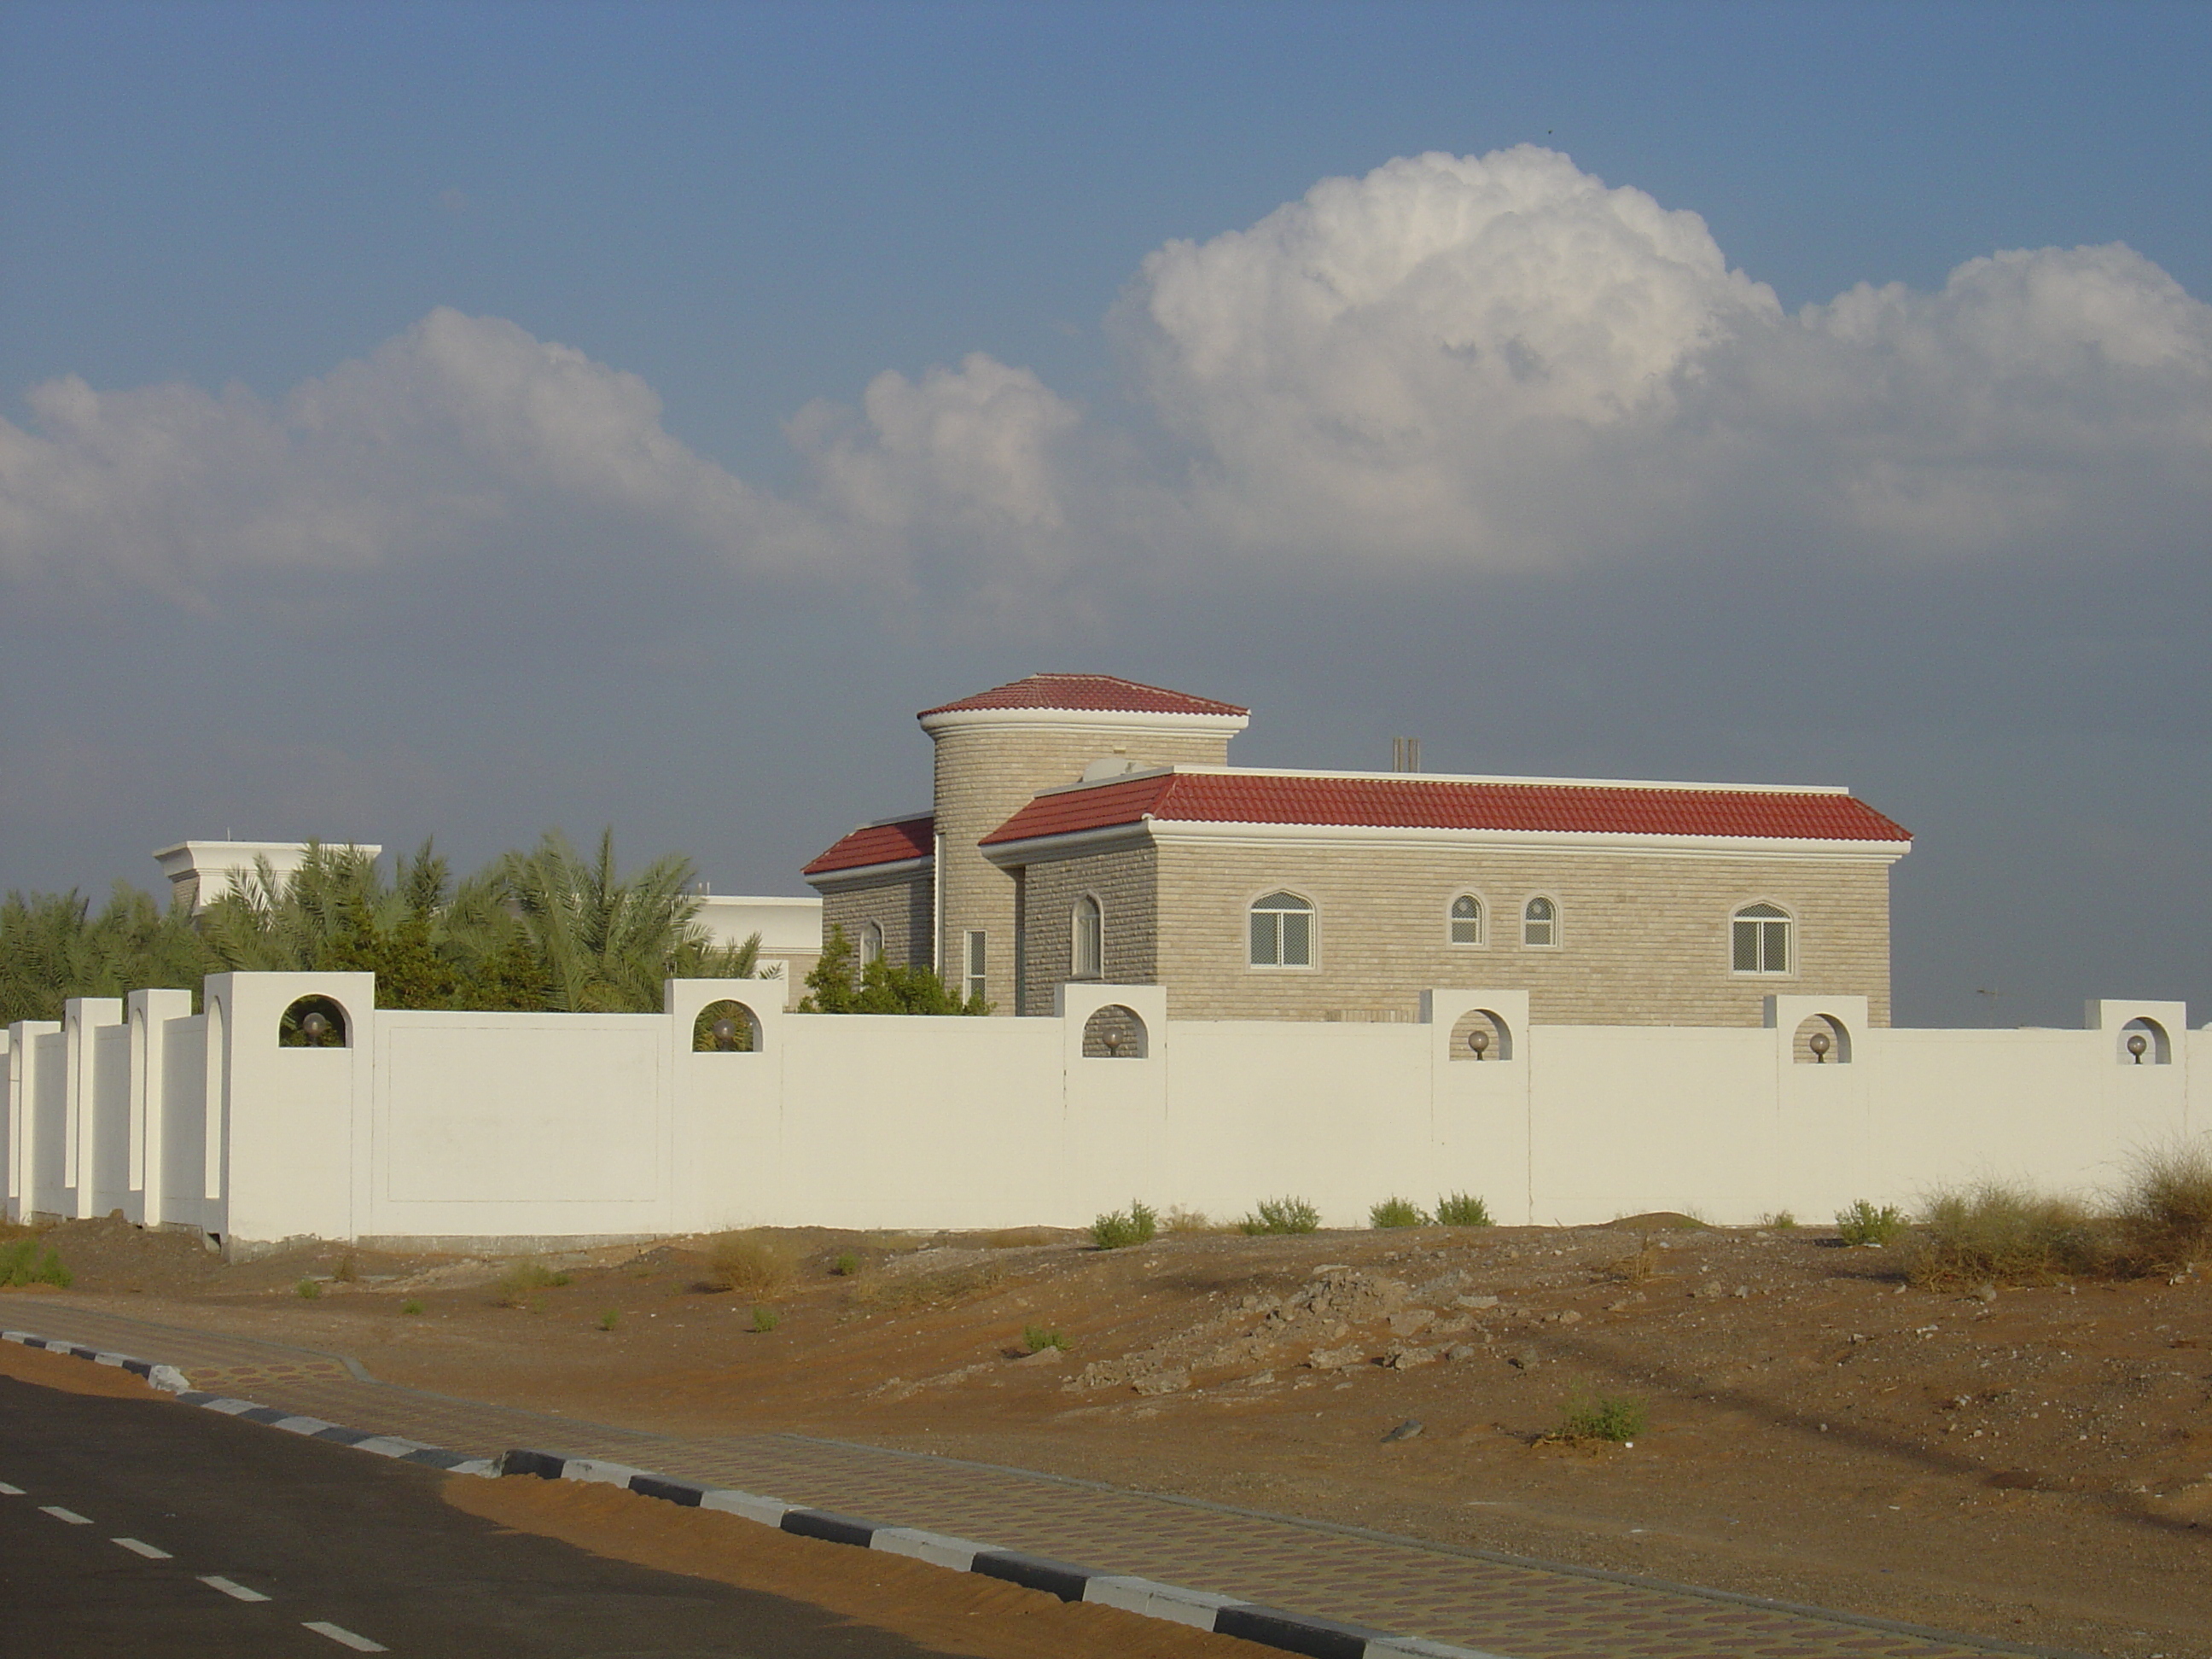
[1448,1006,1513,1062]
[2119,1016,2171,1066]
[693,998,761,1053]
[1081,1004,1148,1059]
[1792,1013,1853,1065]
[278,994,350,1049]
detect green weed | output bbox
[597,1309,620,1331]
[1435,1192,1494,1228]
[1908,1181,2100,1288]
[831,1252,860,1277]
[751,1304,780,1333]
[1091,1201,1158,1250]
[0,1238,73,1289]
[294,1278,322,1301]
[1240,1196,1321,1236]
[1556,1392,1646,1443]
[399,1299,424,1315]
[1022,1323,1068,1353]
[1834,1199,1907,1248]
[1369,1196,1430,1229]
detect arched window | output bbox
[1072,895,1103,979]
[859,920,884,966]
[1449,894,1483,946]
[1732,903,1791,975]
[279,994,350,1048]
[1522,896,1557,948]
[1249,891,1313,968]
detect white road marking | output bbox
[113,1536,172,1559]
[0,1481,23,1495]
[38,1505,92,1524]
[199,1575,271,1602]
[303,1621,387,1652]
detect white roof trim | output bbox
[918,707,1249,736]
[1167,763,1856,797]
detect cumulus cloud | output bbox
[0,307,806,601]
[5,148,2209,607]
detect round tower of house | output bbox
[918,675,1249,1012]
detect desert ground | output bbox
[5,1210,2209,1659]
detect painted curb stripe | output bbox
[499,1447,1508,1659]
[7,1329,496,1480]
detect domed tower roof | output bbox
[918,673,1248,724]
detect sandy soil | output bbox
[9,1214,2212,1658]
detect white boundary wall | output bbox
[3,977,2199,1250]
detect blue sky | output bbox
[3,0,2209,1027]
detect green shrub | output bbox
[1558,1392,1646,1443]
[1240,1196,1322,1235]
[1369,1196,1430,1229]
[1091,1201,1158,1250]
[831,1252,860,1277]
[1834,1199,1906,1248]
[294,1278,322,1300]
[1907,1181,2101,1288]
[2116,1140,2212,1273]
[1435,1192,1494,1228]
[705,1231,796,1297]
[399,1299,424,1315]
[1760,1210,1798,1230]
[0,1239,73,1289]
[751,1304,780,1333]
[597,1309,620,1330]
[1022,1323,1068,1353]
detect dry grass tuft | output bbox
[983,1226,1057,1249]
[2115,1139,2212,1274]
[497,1259,573,1305]
[703,1231,797,1298]
[1162,1207,1226,1234]
[1906,1180,2104,1288]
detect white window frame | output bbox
[1248,889,1316,970]
[1521,895,1559,949]
[859,920,884,966]
[1732,902,1794,976]
[1447,893,1486,947]
[1072,894,1103,980]
[964,930,987,1002]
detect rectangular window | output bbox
[964,930,987,1003]
[1280,911,1311,967]
[1249,911,1276,965]
[1732,920,1760,973]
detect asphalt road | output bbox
[0,1374,964,1658]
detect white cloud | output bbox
[0,308,806,601]
[5,150,2209,608]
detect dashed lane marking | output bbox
[303,1621,388,1652]
[112,1536,172,1559]
[38,1505,92,1524]
[0,1481,23,1495]
[199,1575,271,1603]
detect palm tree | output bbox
[0,883,210,1025]
[498,829,760,1013]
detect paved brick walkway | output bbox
[9,1301,2035,1659]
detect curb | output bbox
[498,1447,1505,1659]
[2,1327,497,1478]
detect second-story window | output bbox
[1522,896,1558,947]
[1249,891,1314,968]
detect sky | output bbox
[3,0,2209,1029]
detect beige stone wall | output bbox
[1010,839,1158,1016]
[1150,839,1895,1027]
[818,869,935,982]
[930,721,1231,1014]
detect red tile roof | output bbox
[981,773,1911,847]
[802,815,935,877]
[919,674,1248,719]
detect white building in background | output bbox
[154,841,383,915]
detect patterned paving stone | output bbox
[11,1303,2022,1659]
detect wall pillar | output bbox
[130,989,194,1228]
